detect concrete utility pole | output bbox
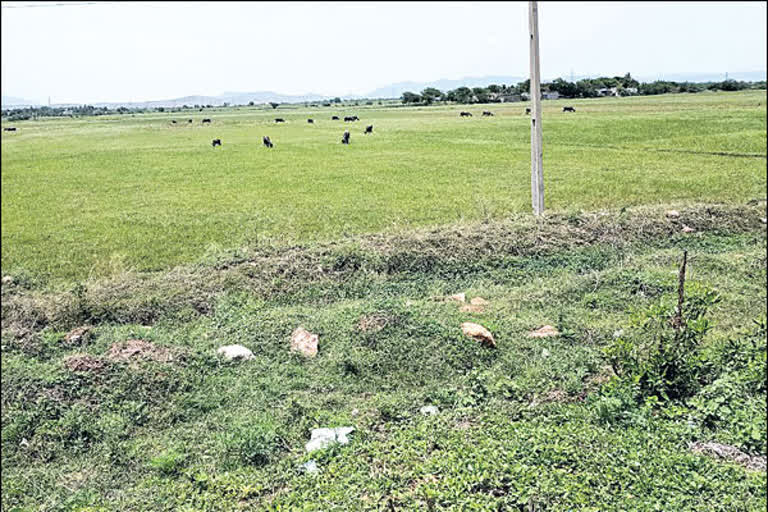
[529,1,544,215]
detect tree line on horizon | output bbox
[2,74,765,121]
[399,73,767,105]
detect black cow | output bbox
[275,118,285,123]
[341,130,350,144]
[263,136,273,148]
[364,125,373,134]
[331,116,340,120]
[211,139,222,147]
[482,111,494,116]
[460,111,472,117]
[171,120,177,124]
[524,107,531,115]
[308,119,314,124]
[202,118,212,123]
[3,127,17,132]
[563,106,576,112]
[199,108,204,112]
[188,119,193,123]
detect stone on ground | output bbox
[217,344,255,361]
[682,225,695,233]
[529,325,560,338]
[305,427,355,453]
[448,293,466,303]
[665,210,680,218]
[299,460,321,475]
[65,325,92,345]
[461,322,496,348]
[420,405,440,416]
[291,327,319,357]
[470,297,489,306]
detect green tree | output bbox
[401,91,422,104]
[550,78,579,98]
[421,87,442,104]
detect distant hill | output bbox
[5,71,765,110]
[364,75,528,99]
[1,95,40,107]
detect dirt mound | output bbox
[64,325,92,346]
[105,339,175,363]
[357,314,392,333]
[64,354,106,373]
[690,441,766,472]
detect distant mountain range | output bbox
[3,71,765,108]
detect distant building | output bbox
[597,87,638,97]
[542,91,560,100]
[499,94,522,103]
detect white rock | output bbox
[299,460,321,474]
[420,405,440,416]
[613,329,624,339]
[216,344,254,361]
[305,426,355,453]
[541,348,551,358]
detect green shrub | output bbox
[221,417,282,467]
[605,284,720,402]
[149,448,187,475]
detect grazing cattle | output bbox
[364,125,373,134]
[525,107,531,115]
[482,111,494,116]
[307,119,314,124]
[211,139,222,147]
[199,108,204,112]
[460,111,472,117]
[3,127,17,132]
[263,136,273,148]
[563,106,576,112]
[341,130,350,144]
[202,118,212,123]
[331,115,340,120]
[171,120,177,124]
[275,118,285,123]
[188,119,193,123]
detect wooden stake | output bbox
[529,1,544,216]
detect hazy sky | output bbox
[2,1,766,104]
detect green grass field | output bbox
[1,91,766,511]
[2,90,766,283]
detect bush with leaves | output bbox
[605,283,721,402]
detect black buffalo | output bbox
[202,118,212,123]
[211,139,222,147]
[171,120,177,124]
[275,118,285,123]
[3,127,17,132]
[263,136,273,148]
[344,115,359,122]
[307,119,314,124]
[188,119,193,123]
[460,111,472,117]
[524,107,531,115]
[364,125,373,134]
[331,116,340,120]
[341,130,350,144]
[482,111,494,116]
[562,106,576,112]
